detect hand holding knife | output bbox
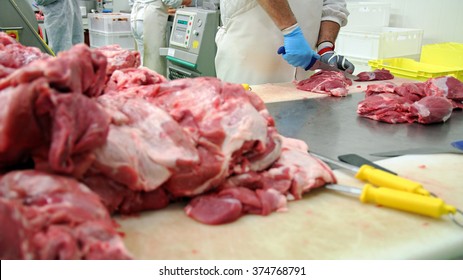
[277,46,359,81]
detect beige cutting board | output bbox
[116,154,463,259]
[250,77,413,103]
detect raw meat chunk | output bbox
[357,93,413,123]
[296,70,353,97]
[0,78,110,176]
[394,82,426,102]
[95,45,141,76]
[358,76,461,124]
[356,69,394,81]
[185,136,336,224]
[0,32,51,79]
[410,96,453,124]
[365,83,396,96]
[0,44,107,97]
[424,76,463,109]
[0,170,132,260]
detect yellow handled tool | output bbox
[326,184,457,218]
[312,153,430,196]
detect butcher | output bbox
[130,0,192,75]
[35,0,84,54]
[215,0,355,85]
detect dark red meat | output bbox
[410,96,453,124]
[356,69,394,81]
[358,76,461,124]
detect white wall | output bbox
[345,0,463,44]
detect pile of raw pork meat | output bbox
[0,33,336,259]
[358,77,463,124]
[296,67,463,124]
[295,69,394,97]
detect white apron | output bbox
[215,0,322,85]
[131,0,168,75]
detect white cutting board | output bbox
[116,154,463,259]
[250,77,413,103]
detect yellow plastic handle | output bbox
[360,184,456,218]
[241,83,251,91]
[356,165,430,196]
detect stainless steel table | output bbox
[266,93,463,162]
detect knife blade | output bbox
[338,154,397,175]
[371,147,463,157]
[309,60,360,81]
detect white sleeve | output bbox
[322,0,349,27]
[161,0,184,8]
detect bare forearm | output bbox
[257,0,297,30]
[316,21,341,46]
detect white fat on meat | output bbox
[94,97,198,192]
[266,136,336,200]
[425,77,449,97]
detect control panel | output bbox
[170,11,196,49]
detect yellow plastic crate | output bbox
[420,42,463,68]
[368,58,463,81]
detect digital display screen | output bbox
[170,13,193,48]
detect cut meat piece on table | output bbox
[357,93,453,124]
[0,170,132,260]
[410,96,453,124]
[356,69,394,81]
[147,77,283,197]
[296,70,353,97]
[365,83,396,96]
[424,76,463,109]
[185,136,336,224]
[357,77,458,124]
[92,96,198,193]
[357,93,413,123]
[394,82,426,102]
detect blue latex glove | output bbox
[277,26,319,70]
[317,42,355,74]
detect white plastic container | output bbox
[89,31,135,50]
[88,13,131,33]
[336,26,423,60]
[346,2,391,27]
